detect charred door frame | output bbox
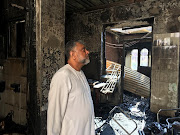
[100,25,106,76]
[101,23,125,103]
[179,35,180,108]
[101,17,154,103]
[26,0,41,134]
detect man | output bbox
[47,40,95,135]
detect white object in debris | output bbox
[101,88,113,94]
[93,83,106,89]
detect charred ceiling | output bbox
[66,0,145,13]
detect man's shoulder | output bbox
[53,64,73,78]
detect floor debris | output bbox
[94,91,163,135]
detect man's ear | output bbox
[70,51,76,60]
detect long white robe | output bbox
[47,64,95,135]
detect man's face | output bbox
[73,42,90,65]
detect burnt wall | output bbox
[0,59,27,125]
[105,32,123,64]
[37,0,65,134]
[151,33,179,116]
[66,0,180,115]
[0,0,27,129]
[66,0,180,78]
[26,0,65,134]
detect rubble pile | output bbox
[94,91,180,135]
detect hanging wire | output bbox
[105,32,151,49]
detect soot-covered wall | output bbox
[66,0,180,116]
[26,0,65,134]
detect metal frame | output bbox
[157,108,180,123]
[95,106,137,135]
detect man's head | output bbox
[65,40,90,66]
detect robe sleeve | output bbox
[47,71,71,135]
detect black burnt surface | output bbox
[94,91,178,135]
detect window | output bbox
[140,48,148,66]
[131,49,138,70]
[8,20,25,58]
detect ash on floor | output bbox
[94,91,157,135]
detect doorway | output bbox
[101,17,154,102]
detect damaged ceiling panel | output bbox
[66,0,144,13]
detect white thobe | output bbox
[47,64,95,135]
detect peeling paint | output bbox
[45,35,60,48]
[168,83,177,92]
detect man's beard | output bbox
[77,54,90,65]
[81,58,90,65]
